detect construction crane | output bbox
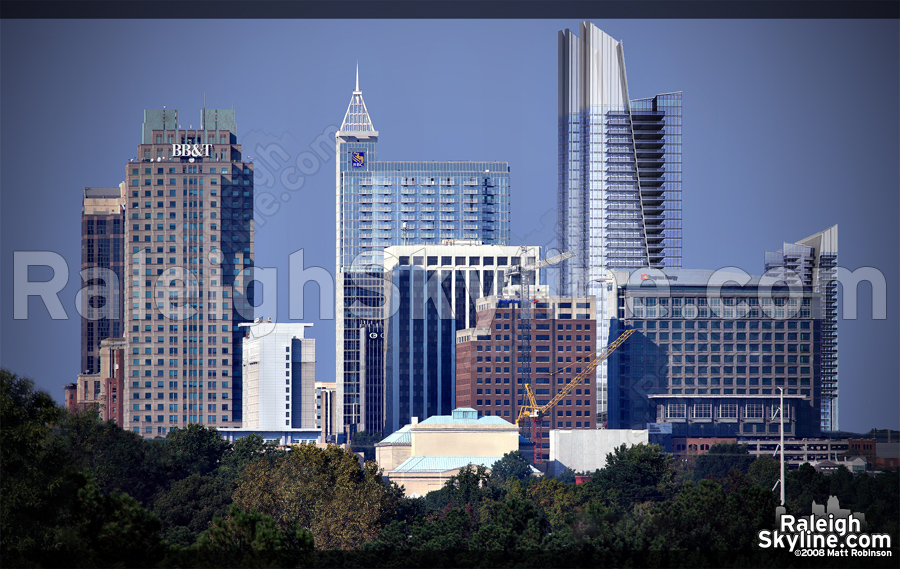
[471,249,575,337]
[516,328,636,463]
[504,249,575,403]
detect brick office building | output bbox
[456,295,598,432]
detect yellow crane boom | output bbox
[516,328,636,427]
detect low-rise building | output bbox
[71,337,125,424]
[377,408,536,496]
[547,429,649,476]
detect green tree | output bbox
[232,443,397,549]
[55,407,165,505]
[693,442,755,481]
[152,473,233,546]
[1,370,166,567]
[62,473,165,568]
[218,433,284,484]
[746,455,780,492]
[490,450,533,486]
[784,462,829,516]
[1,369,68,557]
[190,504,312,568]
[588,443,675,512]
[425,464,499,511]
[525,476,582,532]
[165,423,232,479]
[470,495,549,550]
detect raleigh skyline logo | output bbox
[171,143,212,158]
[758,495,892,558]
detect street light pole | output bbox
[778,386,785,506]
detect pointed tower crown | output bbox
[339,65,377,136]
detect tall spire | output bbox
[339,63,376,135]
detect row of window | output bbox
[132,403,226,410]
[132,167,236,175]
[666,402,790,419]
[130,380,227,389]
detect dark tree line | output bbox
[2,369,897,568]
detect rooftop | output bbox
[418,407,512,426]
[392,455,540,475]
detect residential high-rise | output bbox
[765,225,838,431]
[123,108,254,438]
[606,269,822,439]
[239,321,316,430]
[557,22,683,420]
[381,243,541,435]
[335,70,510,438]
[81,184,126,375]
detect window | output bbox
[692,403,712,418]
[667,403,686,419]
[745,403,764,418]
[719,403,738,418]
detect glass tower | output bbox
[336,71,510,437]
[81,184,126,376]
[764,225,838,431]
[557,22,683,420]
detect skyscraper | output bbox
[557,22,683,420]
[335,70,511,437]
[765,225,838,431]
[381,242,541,435]
[123,108,254,438]
[81,184,126,375]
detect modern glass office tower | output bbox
[557,22,683,420]
[336,72,511,437]
[123,108,254,438]
[81,184,126,375]
[765,225,838,432]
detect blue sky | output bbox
[1,19,897,432]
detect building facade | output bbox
[81,184,126,375]
[380,243,542,436]
[376,408,530,497]
[240,321,316,430]
[335,72,510,437]
[316,380,338,443]
[557,22,683,420]
[765,225,837,431]
[70,337,126,424]
[123,108,254,438]
[606,269,822,440]
[455,294,598,437]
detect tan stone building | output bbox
[376,408,536,497]
[71,337,126,425]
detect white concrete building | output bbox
[239,321,316,430]
[547,428,649,476]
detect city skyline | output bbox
[1,20,897,433]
